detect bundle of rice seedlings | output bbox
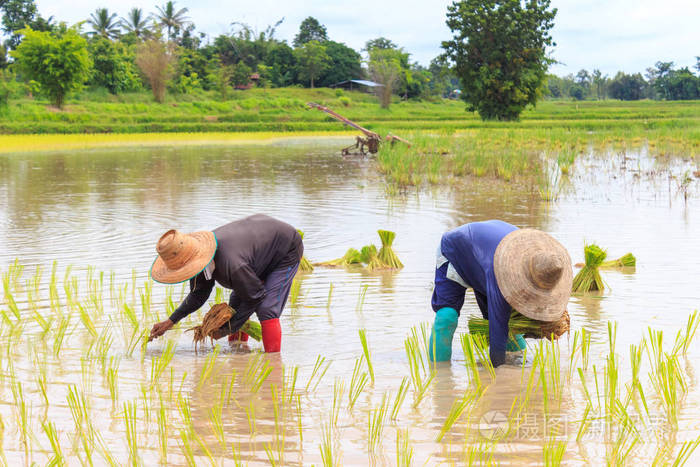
[296,230,314,273]
[187,303,262,350]
[239,320,262,341]
[571,243,607,292]
[600,253,636,269]
[360,245,383,271]
[376,230,403,269]
[467,310,570,342]
[314,248,363,268]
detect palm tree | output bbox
[121,8,150,39]
[87,8,121,40]
[154,1,190,40]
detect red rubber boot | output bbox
[228,331,249,342]
[261,318,281,353]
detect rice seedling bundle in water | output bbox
[377,230,403,269]
[467,310,570,342]
[572,244,607,292]
[296,230,314,273]
[600,252,636,269]
[187,303,261,350]
[314,248,363,268]
[360,245,383,271]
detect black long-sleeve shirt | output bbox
[168,214,299,324]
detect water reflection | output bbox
[1,143,699,465]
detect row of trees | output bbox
[547,60,700,101]
[2,0,698,118]
[0,1,457,108]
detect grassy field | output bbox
[0,87,698,135]
[376,126,699,191]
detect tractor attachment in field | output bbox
[307,102,410,156]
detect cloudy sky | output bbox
[36,0,699,76]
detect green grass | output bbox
[0,87,697,137]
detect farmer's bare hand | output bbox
[210,327,227,340]
[149,319,174,342]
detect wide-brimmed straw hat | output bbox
[494,229,572,322]
[150,229,217,284]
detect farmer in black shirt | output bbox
[148,214,303,352]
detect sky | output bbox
[34,0,700,77]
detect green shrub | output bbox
[338,96,351,107]
[0,70,16,109]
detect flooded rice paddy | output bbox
[1,139,699,465]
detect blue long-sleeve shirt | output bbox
[431,220,518,367]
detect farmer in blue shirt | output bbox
[429,220,572,367]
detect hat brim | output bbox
[150,231,217,284]
[494,229,572,322]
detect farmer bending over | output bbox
[429,220,572,367]
[148,214,303,352]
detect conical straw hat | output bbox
[150,229,217,284]
[494,229,572,322]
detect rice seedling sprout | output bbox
[358,328,375,384]
[348,358,369,411]
[355,284,369,314]
[391,377,410,420]
[305,355,332,393]
[123,400,140,465]
[395,428,414,466]
[296,230,314,273]
[367,392,390,452]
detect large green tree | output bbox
[88,38,140,93]
[294,40,329,88]
[442,0,557,120]
[155,1,190,41]
[317,41,362,87]
[293,16,327,47]
[1,0,35,48]
[120,8,150,40]
[646,61,674,99]
[11,26,91,107]
[265,41,296,86]
[664,67,700,100]
[87,8,121,40]
[608,72,646,101]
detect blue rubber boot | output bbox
[506,334,527,352]
[429,307,459,362]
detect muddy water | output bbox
[1,140,699,465]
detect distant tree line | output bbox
[546,60,700,101]
[1,0,697,115]
[0,0,458,108]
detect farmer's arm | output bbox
[473,290,488,319]
[169,273,216,323]
[149,273,215,341]
[486,278,510,367]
